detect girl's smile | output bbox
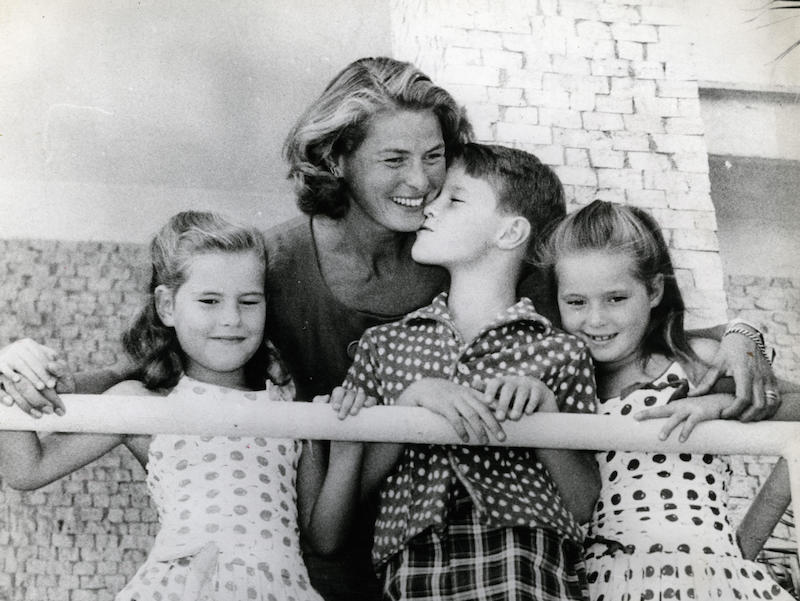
[157,250,266,389]
[556,250,662,373]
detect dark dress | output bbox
[264,217,444,601]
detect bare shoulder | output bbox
[103,380,164,397]
[688,337,720,365]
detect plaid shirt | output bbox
[343,293,597,567]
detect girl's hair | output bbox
[538,200,699,367]
[283,56,473,218]
[122,211,289,391]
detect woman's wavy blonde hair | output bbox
[283,56,472,218]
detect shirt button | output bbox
[457,363,470,375]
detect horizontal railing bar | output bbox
[0,393,797,456]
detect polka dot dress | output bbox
[116,377,322,601]
[585,362,793,601]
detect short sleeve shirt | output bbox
[343,293,597,567]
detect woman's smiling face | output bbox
[337,109,446,232]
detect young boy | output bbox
[334,143,600,601]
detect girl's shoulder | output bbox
[104,380,166,397]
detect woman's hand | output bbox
[397,377,505,444]
[0,340,70,417]
[477,375,557,420]
[634,394,733,442]
[690,332,778,422]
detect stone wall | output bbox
[390,0,728,328]
[0,239,154,601]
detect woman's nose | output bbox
[404,158,429,190]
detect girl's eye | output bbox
[563,298,584,307]
[450,197,464,204]
[609,296,628,304]
[198,298,218,305]
[240,299,263,306]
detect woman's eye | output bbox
[450,197,464,204]
[198,298,218,305]
[425,151,445,163]
[609,296,628,304]
[383,156,404,166]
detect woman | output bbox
[0,56,781,601]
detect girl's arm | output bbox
[297,389,370,555]
[0,380,153,489]
[737,457,791,560]
[297,439,365,555]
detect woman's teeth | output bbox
[392,196,424,208]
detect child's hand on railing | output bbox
[634,394,733,442]
[397,377,505,444]
[314,386,377,420]
[474,375,557,421]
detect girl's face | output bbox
[556,250,663,371]
[157,250,266,389]
[336,108,446,232]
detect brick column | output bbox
[390,0,727,327]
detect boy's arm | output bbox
[536,343,601,524]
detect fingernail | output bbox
[55,408,65,417]
[496,411,505,420]
[510,411,520,420]
[1,396,12,406]
[35,381,45,391]
[497,432,506,441]
[47,379,56,388]
[41,406,53,415]
[31,410,42,419]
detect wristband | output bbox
[723,323,773,365]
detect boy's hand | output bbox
[477,375,557,420]
[314,386,377,420]
[634,395,731,442]
[398,378,505,444]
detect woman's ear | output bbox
[649,273,665,308]
[496,216,531,251]
[154,285,176,326]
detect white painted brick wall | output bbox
[390,0,727,327]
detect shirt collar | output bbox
[402,291,552,335]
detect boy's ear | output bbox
[496,216,531,251]
[648,273,665,308]
[154,285,176,327]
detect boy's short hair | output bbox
[454,143,566,258]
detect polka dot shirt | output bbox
[343,293,597,567]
